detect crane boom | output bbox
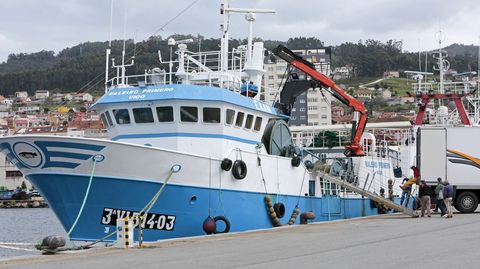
[272,45,367,157]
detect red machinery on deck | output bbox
[272,45,367,157]
[414,91,471,126]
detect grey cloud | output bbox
[0,0,479,62]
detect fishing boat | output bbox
[0,2,402,242]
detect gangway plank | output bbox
[315,170,418,217]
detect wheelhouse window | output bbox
[156,106,174,122]
[100,113,109,128]
[180,106,198,122]
[203,107,221,123]
[235,112,245,127]
[105,111,114,126]
[254,117,263,131]
[245,114,254,129]
[226,109,235,125]
[113,109,131,124]
[133,108,154,123]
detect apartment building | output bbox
[263,48,332,126]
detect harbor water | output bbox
[0,208,67,258]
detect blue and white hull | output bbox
[0,135,387,242]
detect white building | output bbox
[74,93,93,102]
[0,156,31,190]
[16,106,40,114]
[35,90,50,99]
[15,91,28,99]
[263,48,332,126]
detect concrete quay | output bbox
[1,212,479,269]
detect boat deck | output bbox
[1,212,479,269]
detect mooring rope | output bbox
[53,164,180,253]
[67,156,98,236]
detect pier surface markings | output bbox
[1,213,479,269]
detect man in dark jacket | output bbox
[443,180,454,218]
[434,177,447,217]
[419,180,432,217]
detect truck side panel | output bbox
[446,127,480,188]
[418,128,447,183]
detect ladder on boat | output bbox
[315,170,418,217]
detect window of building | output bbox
[133,108,154,123]
[299,99,306,103]
[6,170,22,177]
[300,116,307,120]
[156,106,174,122]
[226,109,235,125]
[321,115,328,119]
[113,109,131,124]
[245,114,254,129]
[321,106,327,110]
[235,112,245,127]
[254,117,262,131]
[268,75,274,79]
[180,106,198,122]
[299,108,306,112]
[203,107,221,123]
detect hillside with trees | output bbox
[0,36,478,96]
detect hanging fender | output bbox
[232,160,247,179]
[221,158,233,171]
[213,215,231,234]
[291,156,301,167]
[273,203,286,218]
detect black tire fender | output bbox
[232,160,247,179]
[291,156,301,167]
[213,216,230,234]
[273,202,286,218]
[221,158,233,171]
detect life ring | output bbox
[232,160,247,179]
[213,215,230,234]
[221,158,233,171]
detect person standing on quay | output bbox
[435,177,446,217]
[443,180,454,218]
[419,180,432,217]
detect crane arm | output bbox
[272,45,367,157]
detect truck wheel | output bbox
[454,191,479,213]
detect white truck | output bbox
[417,127,480,213]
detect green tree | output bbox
[310,131,339,148]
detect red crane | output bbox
[272,45,367,157]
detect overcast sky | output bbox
[0,0,479,62]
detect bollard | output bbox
[115,217,133,249]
